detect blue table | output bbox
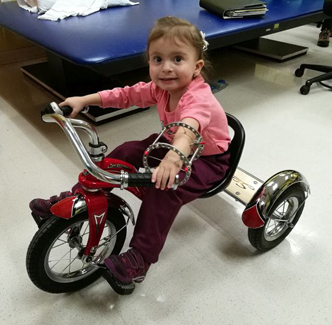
[0,0,327,120]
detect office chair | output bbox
[295,0,332,95]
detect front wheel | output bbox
[26,207,127,293]
[248,185,306,251]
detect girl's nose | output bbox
[162,61,172,72]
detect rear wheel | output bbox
[26,208,127,293]
[248,186,305,251]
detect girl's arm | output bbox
[99,82,158,109]
[152,117,199,190]
[60,82,157,118]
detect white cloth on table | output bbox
[17,0,38,13]
[17,0,139,20]
[37,0,57,14]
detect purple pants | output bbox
[105,134,230,264]
[72,134,230,263]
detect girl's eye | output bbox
[154,57,162,63]
[174,56,182,62]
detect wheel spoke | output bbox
[274,209,285,219]
[52,241,69,249]
[59,255,81,276]
[266,220,276,232]
[96,224,125,249]
[49,258,73,262]
[266,219,284,237]
[82,223,89,236]
[49,247,75,270]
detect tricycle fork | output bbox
[50,189,108,261]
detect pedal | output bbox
[102,269,135,295]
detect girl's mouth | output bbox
[160,78,177,82]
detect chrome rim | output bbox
[264,196,299,241]
[44,219,117,283]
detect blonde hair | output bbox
[146,16,211,80]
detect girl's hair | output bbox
[147,16,211,80]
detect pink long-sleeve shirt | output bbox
[98,76,230,156]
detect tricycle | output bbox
[26,102,310,295]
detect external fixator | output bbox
[143,121,205,186]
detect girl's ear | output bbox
[194,59,204,76]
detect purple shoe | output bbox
[104,248,150,285]
[29,191,72,218]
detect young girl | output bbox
[30,16,231,288]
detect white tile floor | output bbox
[1,24,332,325]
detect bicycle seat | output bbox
[200,113,245,198]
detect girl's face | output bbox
[148,36,204,98]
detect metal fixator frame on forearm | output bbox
[142,122,205,186]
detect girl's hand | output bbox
[152,157,182,190]
[59,97,86,118]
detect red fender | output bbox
[242,204,265,228]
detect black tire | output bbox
[26,207,127,293]
[248,185,305,251]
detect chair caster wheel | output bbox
[295,68,304,77]
[300,85,310,95]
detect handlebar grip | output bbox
[41,103,72,117]
[127,173,155,187]
[61,105,73,116]
[41,103,56,116]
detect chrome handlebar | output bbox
[42,111,131,188]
